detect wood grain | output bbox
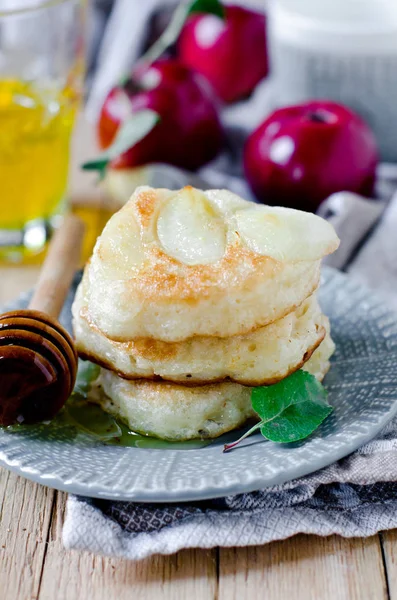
[219,535,388,600]
[380,531,397,599]
[37,493,217,600]
[0,470,55,600]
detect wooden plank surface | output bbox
[380,531,396,599]
[0,471,55,600]
[219,536,388,600]
[38,493,217,600]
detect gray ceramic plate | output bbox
[1,267,397,502]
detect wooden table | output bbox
[1,121,397,600]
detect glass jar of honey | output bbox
[0,0,86,262]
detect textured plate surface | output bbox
[1,267,397,502]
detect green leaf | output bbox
[224,370,333,452]
[135,0,225,69]
[81,159,107,173]
[82,109,160,172]
[188,0,225,18]
[252,370,329,422]
[254,371,332,444]
[259,400,333,443]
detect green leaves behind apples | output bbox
[189,0,224,18]
[223,370,333,452]
[85,0,224,175]
[82,109,160,176]
[136,0,225,69]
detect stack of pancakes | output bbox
[72,186,339,441]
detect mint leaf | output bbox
[252,370,329,421]
[82,109,159,172]
[223,370,333,452]
[259,398,332,443]
[135,0,225,69]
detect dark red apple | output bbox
[97,59,224,171]
[243,101,379,212]
[178,5,268,104]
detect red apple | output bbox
[243,101,379,212]
[178,5,268,104]
[97,59,224,171]
[97,86,132,149]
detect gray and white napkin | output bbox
[62,188,397,560]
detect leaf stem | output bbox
[81,109,159,173]
[131,0,225,79]
[223,421,263,453]
[135,3,189,73]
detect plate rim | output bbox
[1,395,397,503]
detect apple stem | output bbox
[223,421,262,453]
[307,111,328,124]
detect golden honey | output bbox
[0,79,76,231]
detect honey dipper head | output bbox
[0,310,77,426]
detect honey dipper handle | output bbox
[29,214,85,318]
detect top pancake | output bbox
[80,186,339,342]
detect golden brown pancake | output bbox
[94,333,334,441]
[75,186,339,343]
[73,288,327,385]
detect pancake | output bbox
[73,288,327,385]
[303,317,335,380]
[77,186,339,342]
[98,374,254,441]
[95,331,334,441]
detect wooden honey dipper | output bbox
[0,214,85,426]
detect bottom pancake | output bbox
[93,332,334,441]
